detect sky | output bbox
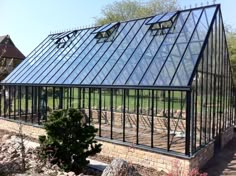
[0,0,235,56]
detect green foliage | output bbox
[95,0,179,25]
[226,25,236,82]
[38,108,102,173]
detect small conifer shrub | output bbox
[38,108,102,173]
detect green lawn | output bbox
[2,88,231,115]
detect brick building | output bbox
[0,35,25,81]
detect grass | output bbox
[6,92,185,113]
[2,88,231,115]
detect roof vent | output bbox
[52,31,77,48]
[92,22,120,42]
[146,12,177,36]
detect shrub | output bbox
[38,108,102,173]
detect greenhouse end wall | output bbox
[189,4,235,154]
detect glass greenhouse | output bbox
[1,4,235,157]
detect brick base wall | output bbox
[98,140,190,175]
[0,118,234,175]
[98,140,216,175]
[220,126,234,149]
[190,142,215,170]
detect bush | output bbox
[38,108,102,173]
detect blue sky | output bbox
[0,0,235,56]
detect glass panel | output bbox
[100,22,119,32]
[171,7,217,86]
[15,40,58,83]
[125,27,166,85]
[20,87,26,121]
[24,41,76,84]
[189,42,203,55]
[204,6,217,28]
[54,87,63,110]
[146,13,165,24]
[33,31,83,84]
[159,12,177,22]
[38,30,88,83]
[92,20,142,85]
[168,91,186,154]
[72,42,112,84]
[154,9,202,86]
[101,19,146,85]
[47,87,53,112]
[71,23,126,84]
[140,11,190,86]
[113,23,153,85]
[63,41,104,84]
[100,89,111,138]
[93,23,110,34]
[54,29,97,84]
[110,89,123,141]
[172,51,199,86]
[82,22,134,84]
[51,28,96,84]
[53,31,74,39]
[155,43,187,85]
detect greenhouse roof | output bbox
[3,4,220,88]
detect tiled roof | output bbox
[0,35,25,59]
[0,45,25,59]
[0,35,7,43]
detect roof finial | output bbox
[190,4,192,8]
[207,1,209,5]
[201,2,203,6]
[213,0,216,4]
[184,5,186,9]
[195,3,197,7]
